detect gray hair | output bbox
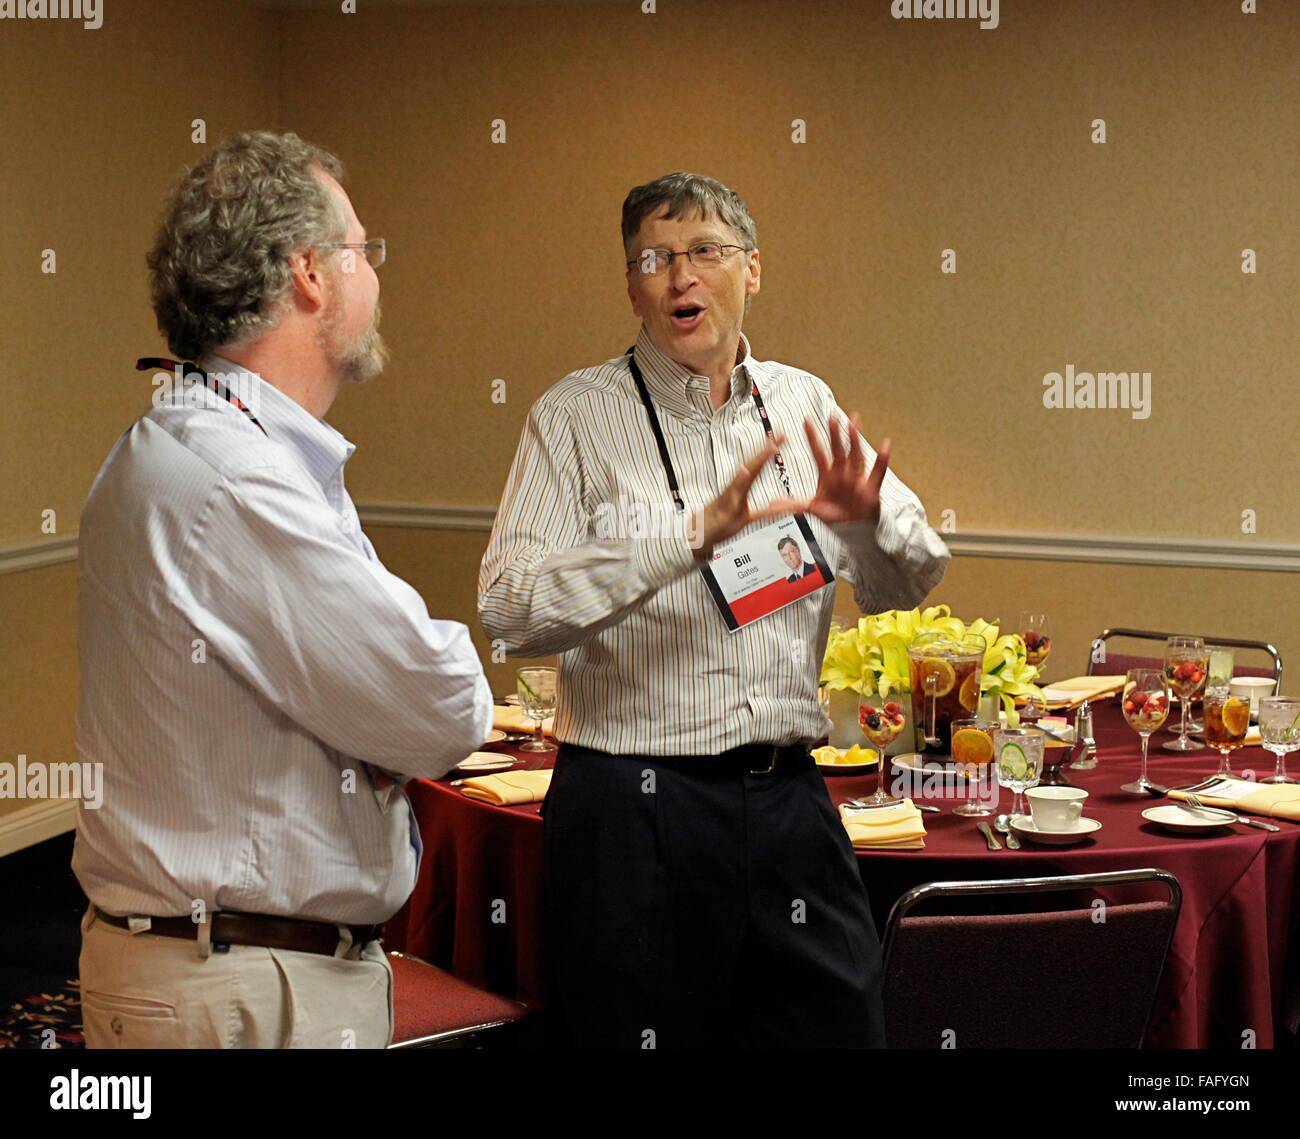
[146,131,348,360]
[621,172,758,256]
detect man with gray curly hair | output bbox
[73,131,493,1049]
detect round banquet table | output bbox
[382,703,1300,1048]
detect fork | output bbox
[1183,793,1280,832]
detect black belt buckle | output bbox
[747,745,781,776]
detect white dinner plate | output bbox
[482,729,507,745]
[455,751,518,774]
[1142,803,1235,834]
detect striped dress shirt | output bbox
[478,324,951,755]
[73,356,493,924]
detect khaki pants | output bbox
[78,905,393,1048]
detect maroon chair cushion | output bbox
[388,952,526,1044]
[883,900,1175,1048]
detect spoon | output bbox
[994,813,1021,849]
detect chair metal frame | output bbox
[385,950,524,1050]
[1086,627,1282,690]
[881,868,1183,1047]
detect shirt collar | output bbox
[631,324,760,417]
[201,354,356,492]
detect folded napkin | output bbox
[1040,675,1126,709]
[461,769,552,806]
[839,799,927,850]
[492,704,554,736]
[1168,781,1300,823]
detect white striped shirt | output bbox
[478,325,950,755]
[73,357,493,924]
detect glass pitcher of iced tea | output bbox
[907,632,987,757]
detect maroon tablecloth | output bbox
[383,705,1300,1047]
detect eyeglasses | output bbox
[323,238,386,269]
[626,242,749,276]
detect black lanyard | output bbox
[626,345,792,515]
[136,356,268,437]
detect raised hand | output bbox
[769,412,890,526]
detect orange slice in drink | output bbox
[919,657,956,697]
[951,727,994,767]
[959,671,981,711]
[1222,697,1250,737]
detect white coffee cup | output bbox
[1228,677,1275,716]
[1025,786,1088,832]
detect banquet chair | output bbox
[386,950,529,1049]
[1085,627,1282,689]
[880,868,1181,1049]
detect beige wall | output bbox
[2,0,1298,830]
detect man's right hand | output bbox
[689,433,790,560]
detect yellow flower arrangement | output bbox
[821,604,1044,724]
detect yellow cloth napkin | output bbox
[1040,675,1126,709]
[1169,782,1300,823]
[839,799,927,850]
[461,769,552,806]
[492,704,554,736]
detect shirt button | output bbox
[111,1015,124,1036]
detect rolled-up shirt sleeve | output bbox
[814,389,951,614]
[478,396,698,658]
[173,463,494,780]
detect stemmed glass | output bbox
[950,717,997,817]
[994,726,1043,821]
[858,682,907,805]
[1020,612,1052,683]
[1119,669,1170,794]
[516,666,557,753]
[1258,697,1300,784]
[1202,685,1250,776]
[1162,636,1209,752]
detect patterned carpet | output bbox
[0,980,84,1049]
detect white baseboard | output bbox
[0,798,77,858]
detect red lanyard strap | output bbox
[136,356,268,437]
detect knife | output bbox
[976,821,1002,850]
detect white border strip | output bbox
[2,509,1297,575]
[0,534,78,574]
[0,798,77,858]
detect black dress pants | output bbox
[541,742,886,1049]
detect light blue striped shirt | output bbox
[73,357,493,924]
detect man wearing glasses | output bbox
[480,172,949,1049]
[74,131,493,1048]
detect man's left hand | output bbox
[769,412,890,526]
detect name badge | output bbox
[699,513,834,631]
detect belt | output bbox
[571,741,811,777]
[93,906,383,956]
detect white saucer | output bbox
[1009,815,1102,845]
[454,751,518,774]
[1142,803,1236,834]
[482,729,507,744]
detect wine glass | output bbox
[516,666,557,753]
[1119,669,1170,794]
[1020,612,1052,683]
[950,717,997,817]
[1202,685,1250,776]
[858,682,907,805]
[994,726,1043,821]
[1162,636,1209,752]
[1258,697,1300,784]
